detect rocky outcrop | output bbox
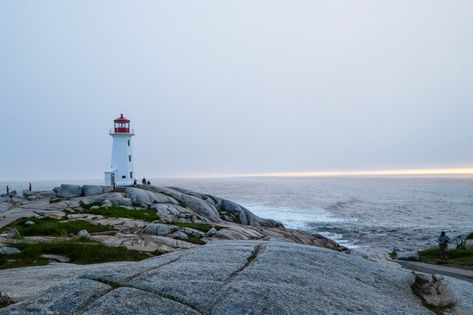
[138,186,283,228]
[125,187,178,207]
[142,223,178,236]
[411,273,457,314]
[3,241,472,314]
[57,184,82,198]
[0,247,21,255]
[81,185,105,196]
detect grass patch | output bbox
[389,251,397,259]
[1,217,112,237]
[0,239,151,270]
[83,205,160,222]
[466,232,473,240]
[186,235,206,245]
[171,222,222,233]
[419,247,473,265]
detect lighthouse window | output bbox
[127,140,130,146]
[122,176,126,179]
[130,172,133,179]
[129,155,132,162]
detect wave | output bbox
[325,197,361,211]
[246,204,348,230]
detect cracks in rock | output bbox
[148,290,204,315]
[245,244,262,267]
[206,244,265,313]
[74,281,115,314]
[123,256,182,283]
[88,278,204,314]
[226,244,264,284]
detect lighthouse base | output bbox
[104,169,133,187]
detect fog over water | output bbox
[1,1,473,181]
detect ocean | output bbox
[2,176,473,252]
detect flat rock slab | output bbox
[81,287,200,315]
[0,278,111,315]
[3,241,469,314]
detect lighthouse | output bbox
[104,114,135,186]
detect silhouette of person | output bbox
[438,231,450,260]
[142,178,146,185]
[6,185,9,195]
[29,183,32,191]
[147,180,151,185]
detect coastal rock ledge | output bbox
[1,241,472,314]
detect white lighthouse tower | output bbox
[104,114,135,186]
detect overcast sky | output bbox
[1,1,472,181]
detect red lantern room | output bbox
[114,114,130,133]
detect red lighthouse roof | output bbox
[114,114,130,122]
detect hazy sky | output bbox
[1,1,472,180]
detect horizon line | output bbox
[167,167,473,178]
[2,167,473,182]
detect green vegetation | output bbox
[1,217,112,237]
[171,222,222,233]
[82,205,160,222]
[419,247,473,265]
[0,239,151,270]
[466,232,473,240]
[388,251,397,259]
[185,235,206,245]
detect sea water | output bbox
[2,176,472,252]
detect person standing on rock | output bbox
[6,185,9,195]
[438,231,450,260]
[133,179,137,186]
[29,183,32,191]
[147,180,151,185]
[142,177,146,185]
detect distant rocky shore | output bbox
[1,184,344,252]
[1,184,472,314]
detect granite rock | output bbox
[3,241,463,315]
[57,184,82,198]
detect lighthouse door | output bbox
[111,173,115,186]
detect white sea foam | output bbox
[247,204,348,230]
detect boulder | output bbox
[206,226,217,236]
[143,223,178,236]
[57,184,82,198]
[126,188,178,206]
[169,231,189,240]
[153,204,201,222]
[78,230,90,239]
[102,200,112,207]
[183,227,205,239]
[41,254,70,263]
[6,228,20,239]
[180,194,221,221]
[24,220,35,225]
[411,273,456,312]
[213,196,284,228]
[0,291,14,308]
[82,185,104,196]
[0,247,21,255]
